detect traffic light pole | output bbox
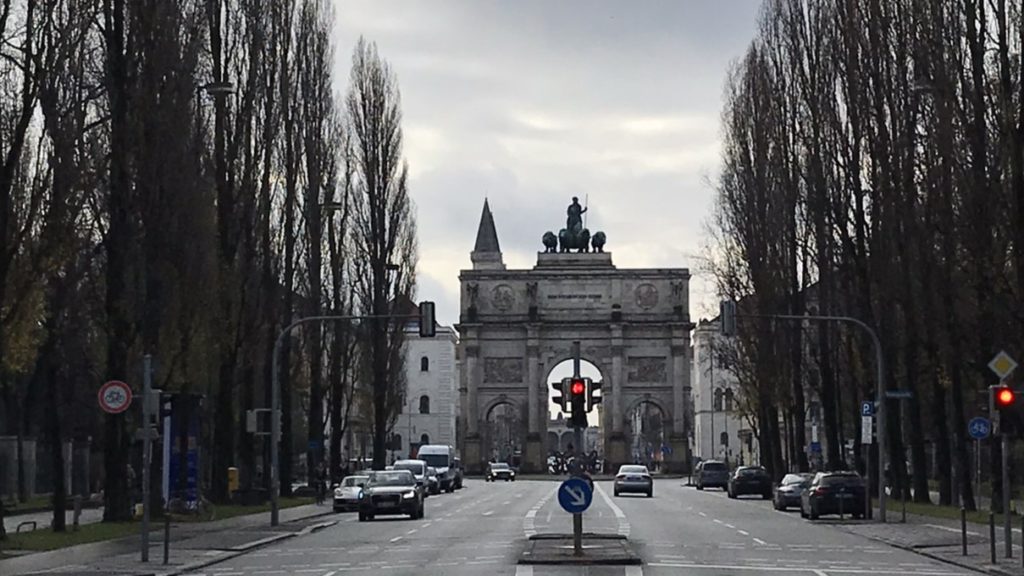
[572,341,583,458]
[1003,431,1011,558]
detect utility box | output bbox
[228,467,239,493]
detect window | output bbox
[724,388,734,412]
[720,431,729,447]
[419,395,430,414]
[420,356,429,371]
[713,389,723,411]
[420,433,430,445]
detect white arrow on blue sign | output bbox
[968,417,991,440]
[558,477,593,514]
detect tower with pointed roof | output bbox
[471,199,505,270]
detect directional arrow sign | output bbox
[558,477,593,514]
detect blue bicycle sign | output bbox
[968,417,991,440]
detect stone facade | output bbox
[397,325,459,460]
[457,202,694,474]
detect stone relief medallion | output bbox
[492,284,515,311]
[627,357,667,382]
[635,283,659,309]
[484,358,524,383]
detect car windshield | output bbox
[702,462,726,471]
[781,474,808,486]
[738,467,766,477]
[821,474,863,487]
[367,471,413,487]
[342,476,367,488]
[420,454,449,468]
[393,463,424,475]
[491,463,509,470]
[619,466,648,474]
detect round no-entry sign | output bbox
[98,380,133,414]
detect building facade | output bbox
[691,319,758,467]
[396,324,459,460]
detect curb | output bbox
[851,531,1018,576]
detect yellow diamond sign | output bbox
[988,351,1018,380]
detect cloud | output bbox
[333,0,762,326]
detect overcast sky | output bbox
[332,1,762,327]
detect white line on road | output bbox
[737,529,749,536]
[515,566,533,576]
[625,566,643,576]
[753,537,767,545]
[406,528,418,534]
[648,563,961,575]
[482,510,494,516]
[422,522,432,527]
[713,519,724,524]
[594,482,631,537]
[389,536,402,542]
[322,572,336,576]
[699,511,708,517]
[724,523,736,529]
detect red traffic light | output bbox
[571,380,585,395]
[996,387,1015,407]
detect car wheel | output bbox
[762,492,772,500]
[799,505,808,518]
[647,490,653,498]
[614,489,620,497]
[728,489,736,499]
[809,504,819,520]
[358,512,366,522]
[334,507,342,513]
[696,484,704,491]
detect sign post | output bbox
[558,477,593,556]
[968,416,991,511]
[861,401,874,520]
[989,351,1017,559]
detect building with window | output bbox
[395,322,458,460]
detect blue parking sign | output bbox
[861,401,875,416]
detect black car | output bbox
[773,473,813,511]
[486,462,515,481]
[358,470,424,521]
[800,471,866,520]
[728,466,772,499]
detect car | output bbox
[417,444,458,492]
[332,475,368,512]
[728,466,772,499]
[358,470,424,521]
[485,462,515,482]
[773,473,813,511]
[425,466,441,495]
[613,464,653,497]
[800,471,866,520]
[694,460,729,490]
[392,459,430,497]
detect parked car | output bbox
[392,459,430,497]
[332,474,368,512]
[800,471,866,520]
[358,470,424,521]
[694,460,729,490]
[773,473,813,511]
[614,464,653,497]
[485,462,515,482]
[425,466,441,495]
[728,466,772,499]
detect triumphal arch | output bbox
[456,199,695,474]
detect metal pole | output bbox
[976,439,981,513]
[142,354,152,562]
[865,442,872,520]
[163,511,170,564]
[573,512,583,556]
[762,314,887,522]
[1003,431,1011,558]
[961,507,967,556]
[990,511,997,564]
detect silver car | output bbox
[614,464,653,497]
[333,475,368,512]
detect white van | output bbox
[417,445,458,492]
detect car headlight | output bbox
[334,488,344,497]
[510,471,515,476]
[403,490,416,499]
[358,491,365,499]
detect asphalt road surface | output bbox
[180,479,973,576]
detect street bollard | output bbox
[1021,515,1023,570]
[73,495,82,531]
[990,512,997,564]
[961,507,967,556]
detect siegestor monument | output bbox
[457,199,694,474]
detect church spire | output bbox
[471,199,505,270]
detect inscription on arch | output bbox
[627,357,666,382]
[484,358,524,383]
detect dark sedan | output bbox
[358,470,424,521]
[773,473,813,511]
[728,466,772,499]
[486,462,515,482]
[800,471,866,520]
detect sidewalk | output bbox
[0,503,337,576]
[3,507,104,534]
[836,509,1024,576]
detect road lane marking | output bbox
[515,566,533,576]
[713,519,724,524]
[422,522,432,527]
[724,523,736,529]
[648,564,961,574]
[322,572,336,576]
[594,483,630,537]
[389,536,402,542]
[625,567,643,576]
[753,537,767,545]
[406,528,417,534]
[482,510,494,516]
[737,529,749,536]
[699,511,708,517]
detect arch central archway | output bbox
[483,400,524,467]
[545,358,604,463]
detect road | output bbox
[179,479,973,576]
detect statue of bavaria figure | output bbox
[566,196,587,232]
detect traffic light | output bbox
[569,377,587,428]
[991,385,1023,436]
[586,379,602,411]
[551,381,568,412]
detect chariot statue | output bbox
[541,197,607,253]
